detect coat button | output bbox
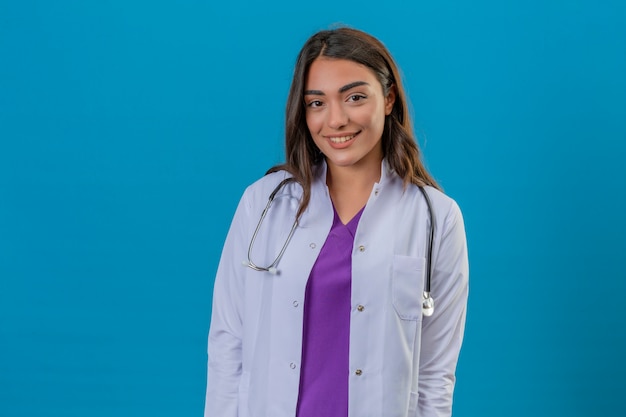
[290,362,297,369]
[293,301,299,307]
[355,369,363,376]
[374,189,379,196]
[357,305,364,312]
[310,243,316,249]
[358,245,365,252]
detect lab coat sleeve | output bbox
[204,191,251,417]
[417,200,469,417]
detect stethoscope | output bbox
[242,177,436,317]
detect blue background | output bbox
[1,1,625,416]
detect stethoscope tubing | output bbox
[418,185,434,295]
[245,178,298,274]
[243,178,435,315]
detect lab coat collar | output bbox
[378,158,395,187]
[302,158,394,228]
[312,158,395,188]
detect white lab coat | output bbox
[205,160,469,417]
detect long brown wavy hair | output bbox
[268,27,440,219]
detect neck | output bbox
[326,160,382,193]
[325,158,383,224]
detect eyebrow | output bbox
[304,81,370,96]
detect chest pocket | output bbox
[391,254,426,321]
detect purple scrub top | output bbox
[296,206,364,417]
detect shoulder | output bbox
[239,170,294,207]
[246,170,291,192]
[405,184,464,231]
[423,187,465,242]
[383,162,461,218]
[421,186,461,213]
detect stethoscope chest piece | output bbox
[422,292,434,317]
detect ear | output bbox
[384,84,397,115]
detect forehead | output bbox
[305,57,380,90]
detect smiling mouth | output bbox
[328,133,358,144]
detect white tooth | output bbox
[330,135,354,143]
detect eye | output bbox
[347,94,367,102]
[307,100,324,108]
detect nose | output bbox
[327,103,349,129]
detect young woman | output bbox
[205,27,469,417]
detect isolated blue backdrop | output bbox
[1,1,625,416]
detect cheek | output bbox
[375,103,390,130]
[305,112,322,134]
[356,106,385,131]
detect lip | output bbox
[324,131,360,149]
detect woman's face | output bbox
[304,57,395,172]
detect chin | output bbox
[326,158,361,168]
